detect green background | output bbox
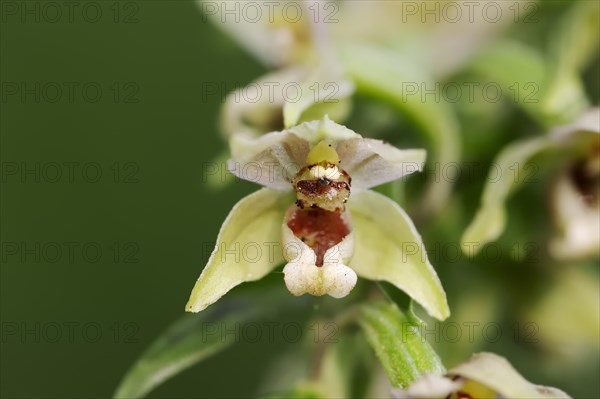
[1,1,599,398]
[0,2,272,397]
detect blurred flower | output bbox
[462,108,600,260]
[550,138,600,260]
[186,117,449,320]
[200,0,524,211]
[392,352,571,399]
[198,0,517,76]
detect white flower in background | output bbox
[462,108,600,260]
[198,0,518,76]
[200,0,522,210]
[186,116,449,320]
[549,128,600,260]
[393,352,571,399]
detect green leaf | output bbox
[461,137,553,254]
[186,188,293,312]
[114,295,281,399]
[358,302,445,388]
[339,42,461,213]
[347,190,450,321]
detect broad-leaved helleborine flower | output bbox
[186,117,449,320]
[393,352,571,399]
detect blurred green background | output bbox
[1,1,598,398]
[0,2,272,397]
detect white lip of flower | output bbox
[186,116,449,321]
[282,206,357,298]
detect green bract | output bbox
[359,302,445,388]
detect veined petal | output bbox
[185,188,293,312]
[347,190,449,320]
[229,116,427,191]
[336,138,426,191]
[228,130,309,190]
[448,353,571,399]
[227,117,359,189]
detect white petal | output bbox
[336,138,426,191]
[228,131,308,190]
[228,117,427,192]
[227,117,360,190]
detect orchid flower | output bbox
[462,108,600,260]
[186,116,449,320]
[392,352,571,399]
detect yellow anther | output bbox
[306,140,339,166]
[457,381,496,399]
